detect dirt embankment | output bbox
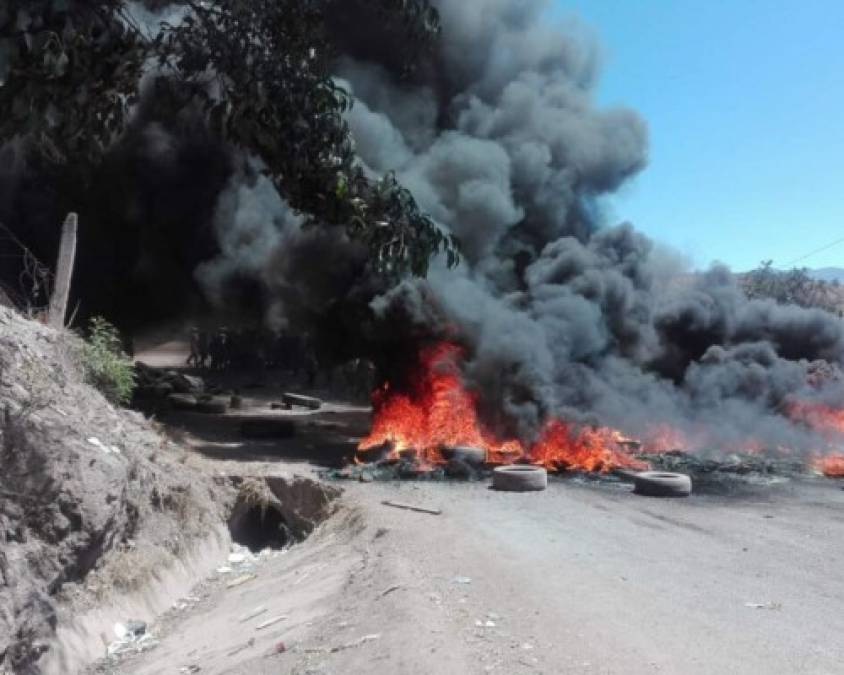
[0,308,231,674]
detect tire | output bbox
[441,445,486,466]
[240,418,297,439]
[445,459,473,479]
[281,393,322,410]
[492,465,548,492]
[194,399,228,414]
[167,393,197,411]
[633,471,692,497]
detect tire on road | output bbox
[441,445,486,466]
[492,465,548,492]
[240,418,297,439]
[167,393,198,411]
[633,471,692,497]
[194,398,228,414]
[281,393,322,410]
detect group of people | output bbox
[186,326,376,396]
[187,327,316,375]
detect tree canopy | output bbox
[0,0,459,278]
[742,260,843,315]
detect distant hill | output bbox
[733,266,844,315]
[737,267,844,284]
[807,268,844,284]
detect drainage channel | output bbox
[227,475,341,552]
[77,474,341,675]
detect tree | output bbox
[742,260,843,315]
[0,0,459,278]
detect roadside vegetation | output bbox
[0,0,459,279]
[742,261,844,315]
[79,316,135,405]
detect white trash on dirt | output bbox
[237,606,268,623]
[255,615,287,630]
[219,543,278,578]
[226,574,256,589]
[107,620,156,656]
[87,437,121,455]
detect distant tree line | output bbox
[742,260,843,315]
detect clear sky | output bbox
[550,0,844,271]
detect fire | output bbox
[358,342,644,472]
[788,400,844,437]
[786,400,844,476]
[529,420,647,472]
[359,342,524,467]
[358,343,844,478]
[640,423,689,454]
[814,454,844,477]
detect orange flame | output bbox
[640,423,689,454]
[358,342,644,472]
[529,420,647,472]
[358,344,844,477]
[788,400,844,437]
[787,400,844,476]
[814,454,844,477]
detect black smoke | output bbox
[330,0,844,454]
[0,88,232,331]
[2,0,843,456]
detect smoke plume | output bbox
[330,0,844,454]
[2,0,842,456]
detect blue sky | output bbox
[550,0,844,271]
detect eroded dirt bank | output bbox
[0,309,230,674]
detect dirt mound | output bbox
[0,308,228,674]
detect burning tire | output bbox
[492,465,548,492]
[633,471,692,497]
[441,445,486,466]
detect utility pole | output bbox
[48,212,78,329]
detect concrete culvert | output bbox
[227,476,341,551]
[492,465,548,492]
[633,471,693,497]
[228,500,290,552]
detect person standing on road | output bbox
[187,327,201,368]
